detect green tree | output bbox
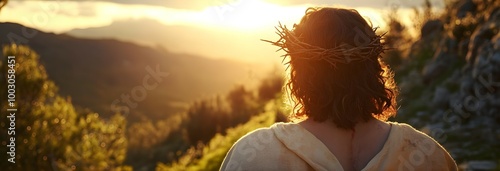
[0,44,130,170]
[157,110,278,171]
[185,97,230,144]
[257,74,283,102]
[226,85,257,124]
[64,113,129,170]
[125,114,185,170]
[0,44,74,170]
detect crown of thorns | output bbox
[262,22,387,69]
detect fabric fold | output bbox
[220,122,458,171]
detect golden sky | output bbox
[0,0,425,64]
[0,0,397,32]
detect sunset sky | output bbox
[0,0,442,64]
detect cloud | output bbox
[0,1,112,33]
[0,0,304,33]
[0,1,208,33]
[8,0,216,10]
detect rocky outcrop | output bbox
[395,0,499,169]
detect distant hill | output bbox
[0,22,262,122]
[66,18,277,63]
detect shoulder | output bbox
[392,122,435,140]
[388,122,458,170]
[231,122,299,146]
[390,122,447,152]
[389,122,447,154]
[220,124,284,171]
[233,124,281,147]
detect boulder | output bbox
[464,161,498,170]
[465,22,497,63]
[422,38,458,84]
[431,87,450,108]
[421,20,444,38]
[456,0,477,19]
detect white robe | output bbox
[220,122,457,171]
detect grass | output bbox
[156,102,279,171]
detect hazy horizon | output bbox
[1,0,439,64]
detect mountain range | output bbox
[0,22,265,122]
[66,18,278,63]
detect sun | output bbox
[196,1,387,32]
[199,0,305,31]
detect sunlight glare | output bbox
[356,8,387,30]
[200,0,305,30]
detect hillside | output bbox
[1,0,499,170]
[392,0,499,169]
[0,22,262,121]
[160,0,500,170]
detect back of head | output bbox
[279,7,397,129]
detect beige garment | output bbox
[220,122,457,171]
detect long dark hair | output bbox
[285,7,398,129]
